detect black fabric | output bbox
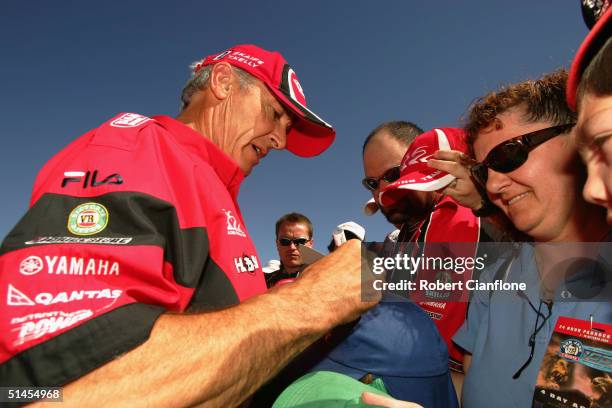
[188,257,240,311]
[1,192,209,288]
[0,303,165,387]
[263,266,302,288]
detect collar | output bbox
[152,115,245,197]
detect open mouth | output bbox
[506,192,530,206]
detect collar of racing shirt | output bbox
[152,115,245,198]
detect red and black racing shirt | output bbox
[0,113,267,386]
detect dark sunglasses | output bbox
[470,123,575,188]
[362,166,401,191]
[278,237,310,247]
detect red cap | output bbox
[567,7,612,110]
[195,44,335,157]
[379,128,468,208]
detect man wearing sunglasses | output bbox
[265,212,314,287]
[362,121,425,227]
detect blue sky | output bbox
[0,1,588,264]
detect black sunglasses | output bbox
[362,166,401,191]
[278,237,310,247]
[470,123,575,189]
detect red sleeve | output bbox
[0,113,208,387]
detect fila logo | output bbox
[62,170,123,188]
[7,284,123,307]
[234,255,259,274]
[222,209,246,237]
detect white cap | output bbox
[363,198,379,216]
[332,221,366,247]
[262,259,281,274]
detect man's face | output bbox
[473,107,582,241]
[576,92,612,224]
[219,79,294,176]
[276,222,313,269]
[363,132,434,226]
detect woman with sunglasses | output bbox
[451,70,612,408]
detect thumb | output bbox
[360,392,424,408]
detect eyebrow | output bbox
[579,107,612,146]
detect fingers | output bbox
[360,392,424,408]
[427,150,471,178]
[432,149,475,165]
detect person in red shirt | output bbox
[0,44,377,406]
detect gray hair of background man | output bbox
[362,121,424,154]
[180,64,255,112]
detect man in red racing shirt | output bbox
[0,44,377,406]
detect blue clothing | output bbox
[453,241,612,408]
[312,296,459,408]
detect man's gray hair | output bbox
[179,62,255,112]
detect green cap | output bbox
[273,371,390,408]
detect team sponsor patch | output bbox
[234,254,259,274]
[19,255,120,277]
[61,170,123,188]
[11,309,94,346]
[25,236,132,245]
[222,209,246,237]
[67,202,109,236]
[287,67,306,107]
[19,256,44,276]
[110,113,151,128]
[7,284,123,307]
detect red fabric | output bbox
[0,113,267,364]
[411,196,481,371]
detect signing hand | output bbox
[360,392,424,408]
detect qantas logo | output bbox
[19,256,120,276]
[7,284,123,306]
[62,170,123,188]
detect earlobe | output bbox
[210,62,233,100]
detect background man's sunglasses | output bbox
[470,123,575,188]
[362,166,401,191]
[278,237,310,246]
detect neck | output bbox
[283,264,302,274]
[175,93,217,142]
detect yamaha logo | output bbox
[19,256,44,276]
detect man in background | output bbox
[266,212,314,287]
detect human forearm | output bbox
[30,240,372,407]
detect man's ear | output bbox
[209,62,234,100]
